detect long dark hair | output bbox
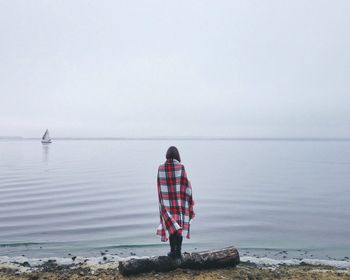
[166,146,181,162]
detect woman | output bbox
[156,146,195,259]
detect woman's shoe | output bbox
[167,251,176,258]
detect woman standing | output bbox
[156,146,195,259]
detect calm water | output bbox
[0,139,349,261]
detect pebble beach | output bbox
[1,259,350,280]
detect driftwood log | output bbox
[118,246,240,276]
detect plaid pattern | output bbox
[156,159,195,242]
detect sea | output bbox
[0,138,349,268]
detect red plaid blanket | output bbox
[156,159,195,242]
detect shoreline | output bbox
[1,260,350,280]
[2,253,350,269]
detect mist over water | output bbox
[0,139,349,261]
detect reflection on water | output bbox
[42,144,49,163]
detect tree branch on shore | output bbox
[119,246,240,276]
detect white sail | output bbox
[41,129,52,143]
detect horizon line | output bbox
[1,136,350,141]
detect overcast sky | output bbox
[0,1,349,138]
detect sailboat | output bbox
[41,129,52,144]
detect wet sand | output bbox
[1,261,349,280]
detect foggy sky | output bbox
[1,1,349,138]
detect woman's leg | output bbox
[175,232,183,258]
[168,233,177,258]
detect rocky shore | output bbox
[1,260,350,280]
